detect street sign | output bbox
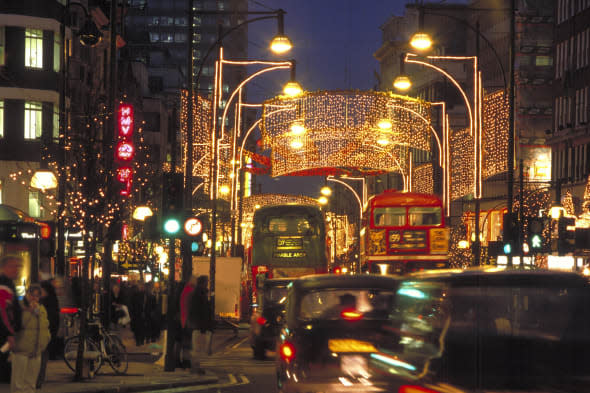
[184,217,202,236]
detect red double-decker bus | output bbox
[360,190,449,275]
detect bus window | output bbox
[408,207,441,226]
[373,207,406,227]
[268,218,289,232]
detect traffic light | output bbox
[502,212,519,255]
[162,173,184,214]
[163,215,181,236]
[39,221,56,258]
[527,217,545,253]
[558,216,576,255]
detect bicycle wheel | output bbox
[105,334,128,374]
[63,335,103,375]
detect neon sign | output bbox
[116,166,133,196]
[116,141,134,161]
[118,104,134,138]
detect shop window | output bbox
[24,101,42,140]
[25,29,43,68]
[53,31,61,72]
[29,191,40,218]
[535,56,553,66]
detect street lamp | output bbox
[269,10,293,54]
[409,32,433,52]
[393,54,411,91]
[283,60,303,97]
[30,170,58,191]
[132,206,153,221]
[320,186,332,197]
[318,196,329,205]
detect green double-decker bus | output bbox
[250,205,327,295]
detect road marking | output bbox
[231,336,249,349]
[150,373,250,392]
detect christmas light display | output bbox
[412,163,433,194]
[482,90,509,179]
[261,91,432,178]
[450,127,474,200]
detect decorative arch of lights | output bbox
[261,90,434,178]
[180,91,213,193]
[240,193,320,246]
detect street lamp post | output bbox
[184,9,293,333]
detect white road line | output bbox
[231,336,249,349]
[151,372,251,392]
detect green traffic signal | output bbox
[530,233,542,249]
[163,217,181,235]
[503,243,512,254]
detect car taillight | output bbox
[279,341,296,362]
[256,316,267,325]
[398,385,441,393]
[340,308,363,321]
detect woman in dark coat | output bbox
[187,276,214,374]
[37,279,59,388]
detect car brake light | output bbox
[340,308,363,321]
[279,341,296,362]
[256,316,267,325]
[398,385,441,393]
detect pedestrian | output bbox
[187,275,214,374]
[11,284,50,393]
[179,276,197,368]
[147,282,162,343]
[36,280,59,388]
[0,255,23,383]
[129,282,147,346]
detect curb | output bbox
[52,374,219,393]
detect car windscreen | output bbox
[298,288,396,320]
[390,281,590,388]
[264,285,288,306]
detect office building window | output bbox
[161,17,173,26]
[28,191,40,218]
[0,27,5,66]
[25,29,43,68]
[53,31,61,72]
[0,100,3,138]
[53,104,59,141]
[149,32,159,42]
[175,17,187,26]
[161,33,173,42]
[193,16,201,26]
[24,101,42,140]
[149,17,159,26]
[174,33,186,42]
[193,33,201,43]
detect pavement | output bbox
[0,323,249,393]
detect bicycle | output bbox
[63,310,129,375]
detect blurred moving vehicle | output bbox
[250,278,291,360]
[382,268,590,392]
[360,190,449,275]
[276,274,400,393]
[276,268,590,393]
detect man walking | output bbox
[0,255,23,383]
[187,275,213,374]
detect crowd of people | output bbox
[0,254,216,392]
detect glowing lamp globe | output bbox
[318,196,328,205]
[393,75,412,91]
[30,170,58,191]
[410,32,433,51]
[377,119,392,130]
[270,35,293,54]
[290,121,306,135]
[283,81,303,97]
[376,137,390,146]
[320,186,332,197]
[219,185,230,195]
[132,206,153,221]
[290,140,304,149]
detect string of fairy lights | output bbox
[8,97,156,243]
[261,91,432,178]
[412,163,433,195]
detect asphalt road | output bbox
[148,330,277,393]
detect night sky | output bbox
[244,0,466,197]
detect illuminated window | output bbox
[24,101,42,140]
[0,100,4,138]
[149,32,159,42]
[25,29,43,68]
[53,31,61,72]
[53,104,59,141]
[29,191,40,218]
[535,56,553,67]
[408,207,442,226]
[0,180,2,204]
[373,207,406,227]
[0,27,5,66]
[175,17,187,26]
